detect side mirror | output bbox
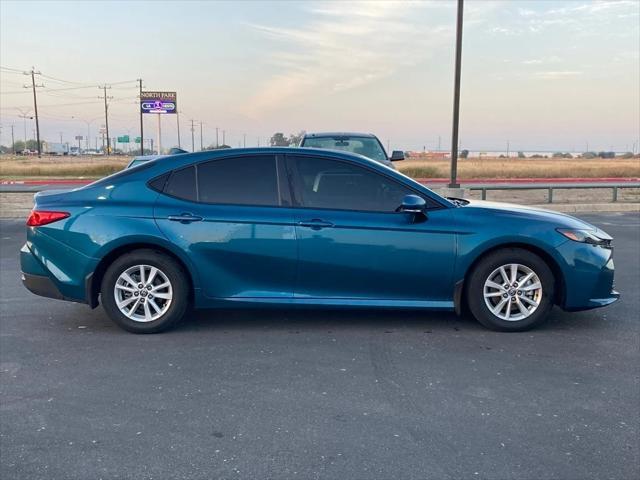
[398,194,426,213]
[390,150,405,161]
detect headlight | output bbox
[556,228,612,248]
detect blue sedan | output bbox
[20,148,618,333]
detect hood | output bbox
[459,198,599,231]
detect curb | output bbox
[528,203,640,213]
[417,177,640,185]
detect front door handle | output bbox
[297,219,334,230]
[167,213,203,223]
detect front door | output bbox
[287,154,457,302]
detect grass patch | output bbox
[398,157,640,179]
[0,155,129,178]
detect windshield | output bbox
[302,136,387,162]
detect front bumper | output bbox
[557,242,620,311]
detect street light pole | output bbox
[449,0,464,188]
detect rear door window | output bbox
[197,155,279,206]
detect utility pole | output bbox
[449,0,464,188]
[222,130,226,146]
[215,127,219,148]
[11,125,15,154]
[99,85,112,155]
[506,140,510,157]
[17,109,32,145]
[438,135,441,152]
[59,132,63,143]
[243,133,246,148]
[190,119,195,152]
[24,68,43,157]
[176,110,181,148]
[200,121,204,151]
[138,79,144,155]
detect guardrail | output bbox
[467,183,640,203]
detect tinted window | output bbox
[291,156,419,212]
[165,166,196,202]
[198,155,279,206]
[148,172,170,193]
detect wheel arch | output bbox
[87,241,197,308]
[458,242,566,312]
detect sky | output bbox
[1,0,639,153]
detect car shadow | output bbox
[170,307,484,334]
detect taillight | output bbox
[26,210,70,227]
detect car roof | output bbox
[303,132,378,139]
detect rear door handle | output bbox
[297,219,334,230]
[167,213,203,223]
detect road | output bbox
[1,213,638,480]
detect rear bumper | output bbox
[21,272,65,301]
[20,242,89,304]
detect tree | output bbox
[288,130,306,146]
[582,151,597,159]
[620,152,634,159]
[26,139,41,151]
[270,133,290,147]
[13,140,25,153]
[517,151,526,158]
[459,149,469,159]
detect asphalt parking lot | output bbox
[1,213,638,480]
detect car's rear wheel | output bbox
[101,249,189,333]
[467,248,555,331]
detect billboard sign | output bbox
[75,135,83,140]
[117,135,130,143]
[140,91,177,114]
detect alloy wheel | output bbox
[113,264,173,322]
[483,263,542,321]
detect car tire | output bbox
[101,249,189,333]
[466,248,555,332]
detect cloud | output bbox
[240,1,455,117]
[534,71,583,79]
[522,56,562,65]
[492,0,639,36]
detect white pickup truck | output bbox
[299,132,405,170]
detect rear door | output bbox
[154,154,298,299]
[286,154,456,303]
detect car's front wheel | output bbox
[101,249,189,333]
[467,248,555,331]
